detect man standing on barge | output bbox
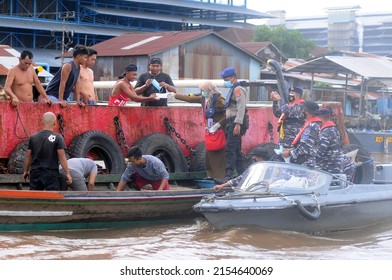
[216,67,248,183]
[135,57,176,107]
[45,45,89,107]
[5,50,53,106]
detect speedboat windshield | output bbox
[237,162,333,194]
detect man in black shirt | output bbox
[135,57,176,106]
[23,112,72,191]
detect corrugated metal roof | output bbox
[348,92,381,100]
[0,64,8,76]
[90,30,263,63]
[287,56,392,79]
[284,72,361,86]
[217,28,255,43]
[236,42,272,54]
[0,45,18,57]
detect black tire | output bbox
[189,142,206,172]
[342,144,374,184]
[135,133,188,173]
[68,130,126,174]
[7,141,29,174]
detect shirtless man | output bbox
[109,64,159,106]
[74,48,98,106]
[4,50,53,107]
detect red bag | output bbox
[205,128,226,151]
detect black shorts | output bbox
[29,169,60,191]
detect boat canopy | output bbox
[237,162,333,195]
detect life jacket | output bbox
[320,120,336,130]
[224,82,240,109]
[278,99,305,139]
[292,116,321,146]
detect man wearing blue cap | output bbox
[215,67,248,183]
[271,86,305,149]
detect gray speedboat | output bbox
[193,162,392,234]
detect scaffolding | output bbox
[0,0,270,51]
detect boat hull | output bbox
[195,185,392,233]
[0,189,213,231]
[347,130,392,153]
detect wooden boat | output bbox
[0,185,214,231]
[194,161,392,234]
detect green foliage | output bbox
[313,82,332,88]
[254,26,316,59]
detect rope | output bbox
[14,106,29,139]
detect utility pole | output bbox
[59,11,75,66]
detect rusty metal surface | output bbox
[0,102,280,160]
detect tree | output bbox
[254,26,316,59]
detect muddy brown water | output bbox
[1,152,392,260]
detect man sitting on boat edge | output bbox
[116,146,169,191]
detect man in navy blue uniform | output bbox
[282,101,321,168]
[271,86,305,148]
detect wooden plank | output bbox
[0,171,207,185]
[169,171,207,181]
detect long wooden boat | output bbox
[0,186,214,231]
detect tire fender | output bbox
[189,142,206,172]
[135,133,188,173]
[295,200,321,221]
[7,141,29,174]
[68,130,126,174]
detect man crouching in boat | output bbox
[116,146,169,191]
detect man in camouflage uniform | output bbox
[216,67,248,183]
[282,101,321,168]
[271,86,305,148]
[316,108,356,181]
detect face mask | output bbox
[288,95,295,102]
[201,91,208,97]
[224,81,233,88]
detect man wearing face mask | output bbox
[116,146,170,191]
[216,67,248,183]
[271,86,305,149]
[282,101,321,168]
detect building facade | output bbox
[267,7,392,56]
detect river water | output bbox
[1,218,392,260]
[1,153,392,261]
